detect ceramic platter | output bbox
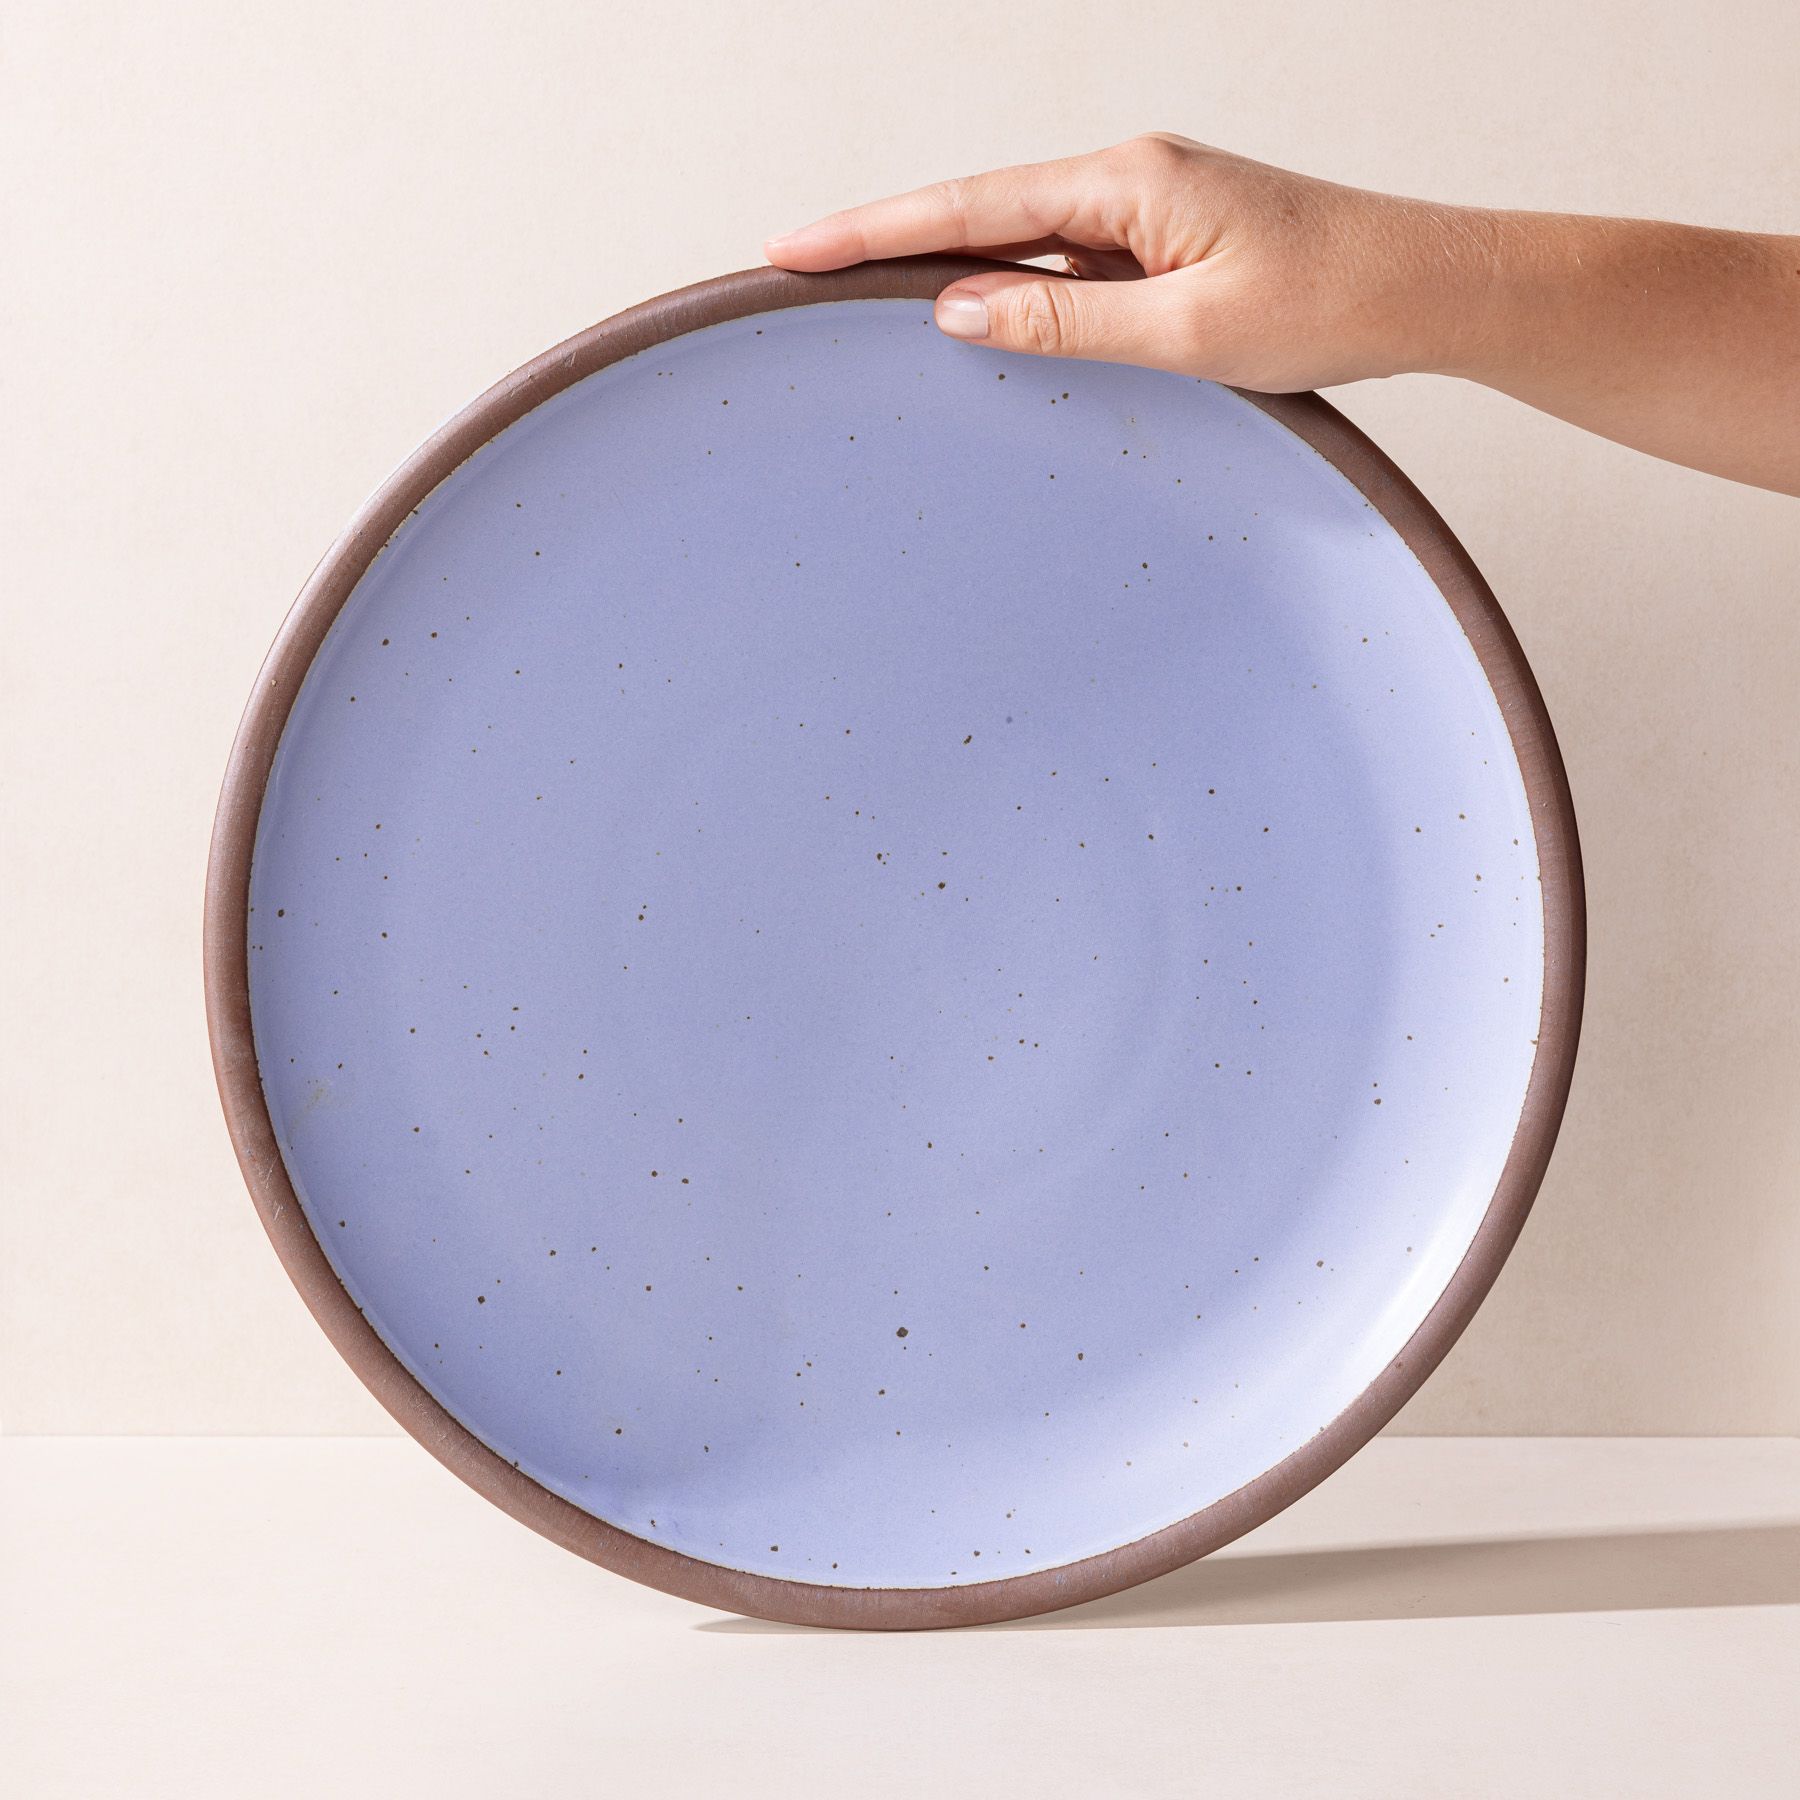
[207,260,1583,1628]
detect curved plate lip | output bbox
[204,257,1585,1630]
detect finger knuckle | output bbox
[929,175,975,238]
[1013,281,1076,356]
[1116,131,1190,174]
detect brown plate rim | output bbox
[203,256,1586,1630]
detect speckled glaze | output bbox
[209,261,1583,1627]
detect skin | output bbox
[765,134,1800,496]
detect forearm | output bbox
[1411,208,1800,495]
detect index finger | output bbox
[764,158,1095,270]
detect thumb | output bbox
[933,270,1195,372]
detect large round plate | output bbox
[207,259,1583,1628]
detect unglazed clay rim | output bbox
[204,257,1585,1630]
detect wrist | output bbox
[1364,196,1508,382]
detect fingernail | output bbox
[936,291,989,340]
[764,223,824,259]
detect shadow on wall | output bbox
[700,1521,1800,1633]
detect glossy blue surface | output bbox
[249,300,1543,1587]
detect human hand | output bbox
[763,135,1469,392]
[765,137,1800,494]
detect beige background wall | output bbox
[2,0,1795,1439]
